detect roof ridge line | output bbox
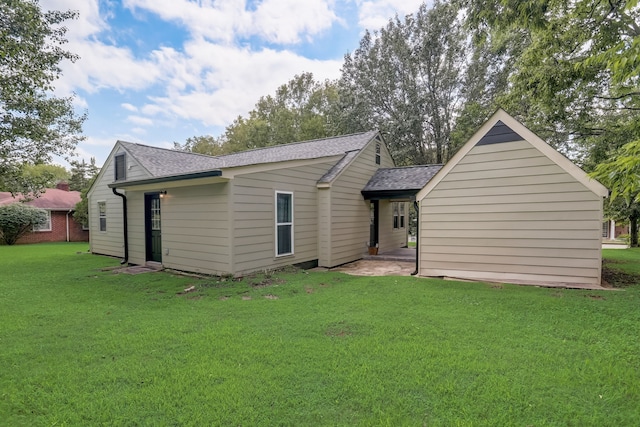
[214,130,377,159]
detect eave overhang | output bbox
[361,189,420,201]
[108,170,223,189]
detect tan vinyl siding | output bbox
[378,201,407,252]
[126,191,145,265]
[419,140,603,285]
[160,183,231,275]
[326,138,396,266]
[89,146,151,257]
[231,162,334,274]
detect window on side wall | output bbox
[400,202,405,228]
[375,142,381,165]
[393,202,399,229]
[115,154,126,181]
[275,191,293,256]
[98,201,107,231]
[33,210,52,232]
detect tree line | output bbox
[2,0,638,245]
[174,0,639,245]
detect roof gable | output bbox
[416,109,609,201]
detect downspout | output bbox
[112,188,129,264]
[411,200,419,276]
[66,210,72,242]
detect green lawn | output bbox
[1,243,639,426]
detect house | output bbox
[416,109,608,286]
[602,219,629,241]
[0,182,89,244]
[88,131,413,275]
[90,109,608,286]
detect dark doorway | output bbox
[145,193,162,262]
[369,200,379,247]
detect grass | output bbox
[1,243,639,426]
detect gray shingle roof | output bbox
[118,142,222,177]
[118,131,378,179]
[362,165,443,192]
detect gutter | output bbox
[112,188,129,264]
[411,200,419,276]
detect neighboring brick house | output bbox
[0,182,89,244]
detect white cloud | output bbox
[123,0,339,44]
[142,42,342,126]
[121,103,138,112]
[127,115,154,126]
[356,0,425,30]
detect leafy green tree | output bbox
[68,157,99,191]
[0,163,70,196]
[464,0,640,161]
[173,135,228,156]
[0,203,48,245]
[72,175,96,227]
[591,141,640,247]
[0,0,85,195]
[223,72,340,151]
[337,1,467,165]
[177,73,341,156]
[69,158,99,226]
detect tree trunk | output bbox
[630,210,639,248]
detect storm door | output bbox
[145,193,162,262]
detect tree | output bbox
[0,0,85,195]
[337,1,467,165]
[177,73,342,156]
[68,157,99,191]
[223,73,340,151]
[591,140,640,247]
[0,203,48,245]
[0,163,69,196]
[173,135,228,156]
[464,0,640,163]
[72,175,95,228]
[70,158,100,226]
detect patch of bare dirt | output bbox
[263,294,279,300]
[602,263,640,288]
[241,295,252,301]
[585,294,606,300]
[325,321,353,338]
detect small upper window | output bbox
[33,210,52,232]
[375,142,381,165]
[115,154,126,181]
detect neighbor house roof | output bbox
[0,188,81,210]
[117,131,380,182]
[361,165,443,200]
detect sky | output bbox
[40,0,426,167]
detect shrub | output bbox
[0,203,48,245]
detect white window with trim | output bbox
[33,210,52,232]
[392,202,405,230]
[98,201,107,232]
[275,191,293,256]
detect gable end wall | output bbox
[419,139,603,285]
